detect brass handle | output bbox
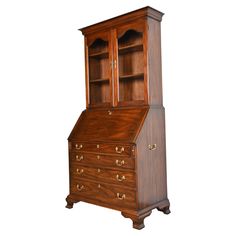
[75,144,83,150]
[117,193,126,200]
[115,146,124,153]
[116,174,125,182]
[76,184,84,191]
[76,168,84,175]
[108,110,112,115]
[148,144,157,150]
[76,155,83,161]
[115,160,124,166]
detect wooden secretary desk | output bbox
[66,6,170,230]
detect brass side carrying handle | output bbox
[115,160,124,166]
[76,184,84,191]
[76,155,83,161]
[115,146,124,153]
[76,168,84,175]
[148,144,157,151]
[116,174,125,182]
[75,144,83,150]
[117,193,126,200]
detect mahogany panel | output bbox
[70,142,134,156]
[147,17,163,105]
[136,108,168,209]
[70,179,136,209]
[70,152,135,170]
[70,165,136,188]
[68,108,148,142]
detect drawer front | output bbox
[71,142,134,156]
[71,165,135,188]
[70,179,136,209]
[70,152,135,170]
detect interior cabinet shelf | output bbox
[90,78,109,83]
[118,43,143,54]
[119,73,144,80]
[89,51,108,58]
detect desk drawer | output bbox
[70,152,135,170]
[71,165,135,188]
[71,142,134,156]
[70,179,136,209]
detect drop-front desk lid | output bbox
[68,107,148,143]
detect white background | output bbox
[0,0,236,235]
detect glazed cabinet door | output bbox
[113,22,147,106]
[85,31,113,107]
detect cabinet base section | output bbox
[65,194,136,212]
[121,210,151,230]
[65,194,170,230]
[121,199,170,229]
[156,198,171,214]
[65,195,80,209]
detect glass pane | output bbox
[118,30,144,102]
[88,38,110,105]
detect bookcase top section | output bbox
[68,108,149,142]
[80,6,164,35]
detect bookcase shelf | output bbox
[119,73,144,80]
[90,78,109,83]
[89,51,109,58]
[118,43,143,54]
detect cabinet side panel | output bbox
[147,18,163,105]
[136,108,167,209]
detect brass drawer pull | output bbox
[115,146,124,153]
[76,168,84,175]
[115,160,124,166]
[75,144,83,150]
[76,155,83,161]
[76,184,84,191]
[148,144,157,150]
[117,193,126,200]
[116,174,125,182]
